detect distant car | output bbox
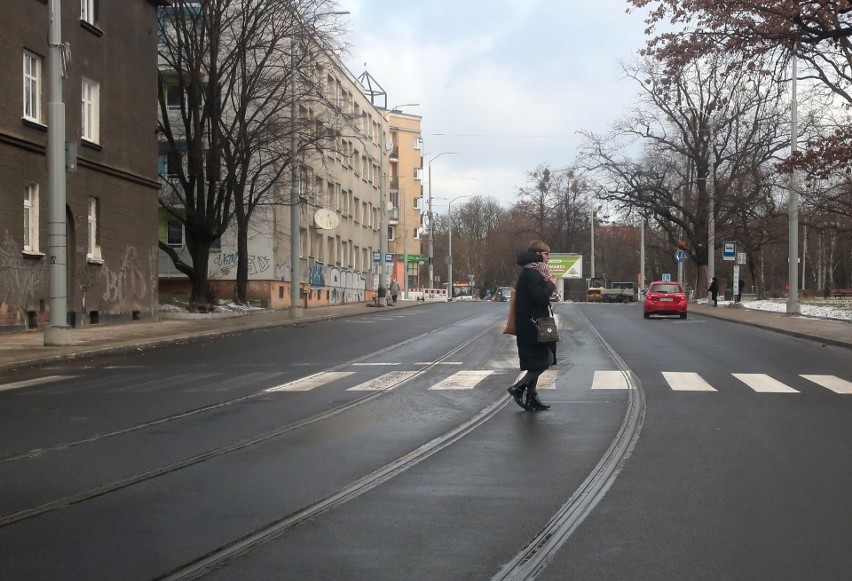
[644,281,688,319]
[494,286,514,302]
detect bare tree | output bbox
[580,54,792,294]
[157,0,349,309]
[627,0,852,179]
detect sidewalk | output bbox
[0,300,423,375]
[688,301,852,350]
[0,299,849,375]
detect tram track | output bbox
[0,314,496,528]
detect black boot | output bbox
[525,392,550,411]
[507,381,528,409]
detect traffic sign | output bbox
[662,273,671,282]
[372,251,381,263]
[674,250,688,263]
[723,241,736,261]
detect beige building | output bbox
[386,110,425,295]
[159,48,388,308]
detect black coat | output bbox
[513,252,557,370]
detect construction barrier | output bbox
[409,288,449,301]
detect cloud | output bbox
[345,0,649,207]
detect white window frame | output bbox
[82,78,100,143]
[413,197,422,210]
[24,184,40,253]
[87,197,102,262]
[23,51,42,123]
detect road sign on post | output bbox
[723,241,736,261]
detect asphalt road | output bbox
[1,301,850,580]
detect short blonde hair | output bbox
[527,240,550,253]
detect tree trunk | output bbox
[189,241,211,311]
[235,214,249,304]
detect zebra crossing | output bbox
[259,366,852,396]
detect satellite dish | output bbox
[314,208,340,230]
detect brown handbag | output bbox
[502,292,517,335]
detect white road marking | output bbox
[513,369,560,390]
[592,370,631,390]
[264,372,355,393]
[662,372,717,392]
[801,375,852,394]
[0,375,76,392]
[347,371,419,391]
[415,362,463,365]
[733,373,799,393]
[430,370,495,390]
[352,362,401,366]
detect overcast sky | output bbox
[343,0,651,211]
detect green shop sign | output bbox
[547,254,583,279]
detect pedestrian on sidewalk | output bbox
[737,278,745,303]
[507,240,561,411]
[389,279,400,305]
[708,277,719,307]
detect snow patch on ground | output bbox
[696,298,852,322]
[159,298,266,313]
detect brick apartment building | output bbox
[0,0,163,333]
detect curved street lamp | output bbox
[447,194,472,301]
[426,152,457,289]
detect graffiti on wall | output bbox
[102,246,148,304]
[328,265,367,305]
[213,251,271,277]
[0,230,47,319]
[274,261,290,281]
[309,261,325,287]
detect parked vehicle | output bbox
[602,281,636,303]
[586,277,606,302]
[643,281,688,319]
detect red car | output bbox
[643,281,688,319]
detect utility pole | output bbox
[45,0,71,346]
[787,51,801,315]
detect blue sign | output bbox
[723,241,736,261]
[385,253,393,264]
[372,251,381,263]
[674,250,688,263]
[662,273,671,282]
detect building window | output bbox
[87,197,102,261]
[166,84,182,111]
[81,0,98,25]
[413,228,420,240]
[167,219,183,246]
[24,185,39,252]
[23,51,42,123]
[82,78,100,143]
[413,197,421,210]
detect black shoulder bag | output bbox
[518,284,559,343]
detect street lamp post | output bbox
[447,194,471,301]
[787,52,801,315]
[427,152,457,289]
[45,0,71,346]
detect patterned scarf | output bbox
[524,262,563,301]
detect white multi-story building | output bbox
[158,23,389,308]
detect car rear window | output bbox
[650,284,681,294]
